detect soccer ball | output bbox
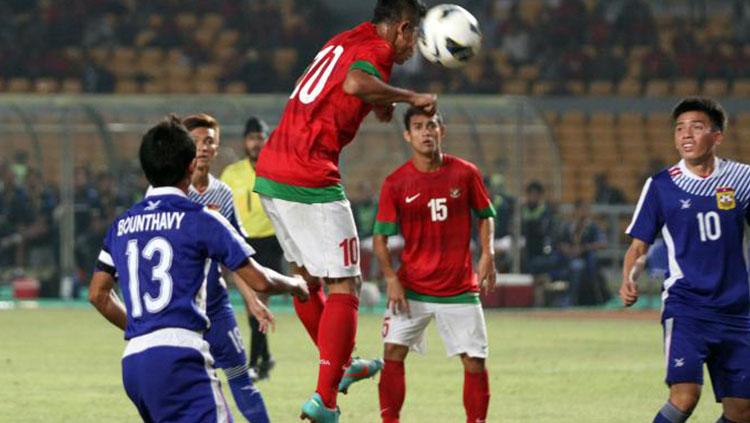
[418,4,482,68]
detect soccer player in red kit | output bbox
[373,107,496,423]
[252,1,437,421]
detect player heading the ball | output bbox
[253,1,437,422]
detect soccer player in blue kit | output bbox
[88,116,309,422]
[182,113,274,422]
[620,97,750,423]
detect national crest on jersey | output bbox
[716,187,736,210]
[627,158,750,324]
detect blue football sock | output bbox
[653,401,690,423]
[225,365,270,423]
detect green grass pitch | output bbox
[0,307,722,422]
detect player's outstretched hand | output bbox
[410,93,438,116]
[374,103,395,122]
[385,274,410,317]
[291,275,310,302]
[248,297,275,333]
[478,253,497,295]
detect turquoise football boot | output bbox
[338,357,384,394]
[300,393,340,423]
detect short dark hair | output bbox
[372,0,427,24]
[243,116,269,138]
[182,113,220,138]
[672,97,728,132]
[403,106,443,130]
[526,181,544,194]
[139,115,196,187]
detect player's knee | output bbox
[460,355,485,373]
[722,399,750,423]
[669,388,700,413]
[383,343,409,361]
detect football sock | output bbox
[225,364,270,423]
[463,369,490,423]
[653,401,690,423]
[316,293,359,408]
[248,316,269,367]
[294,282,326,345]
[378,359,405,423]
[716,416,737,423]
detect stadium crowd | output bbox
[1,145,615,306]
[0,153,147,296]
[0,0,749,95]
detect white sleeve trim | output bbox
[626,177,653,235]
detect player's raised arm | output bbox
[620,238,649,307]
[343,69,437,115]
[88,271,127,331]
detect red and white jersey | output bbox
[374,155,495,297]
[254,22,395,203]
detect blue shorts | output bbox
[122,328,233,422]
[205,312,247,370]
[663,316,750,401]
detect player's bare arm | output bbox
[477,217,496,294]
[88,271,127,330]
[373,234,410,316]
[620,238,649,307]
[343,69,437,115]
[235,258,309,301]
[230,269,275,333]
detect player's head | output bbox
[525,181,545,206]
[139,115,196,188]
[372,0,427,64]
[243,116,269,163]
[183,113,220,169]
[671,97,726,163]
[403,106,444,156]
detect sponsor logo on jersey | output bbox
[405,193,421,203]
[716,187,736,210]
[679,199,691,210]
[145,200,161,211]
[450,188,461,198]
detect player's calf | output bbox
[224,364,270,423]
[653,401,691,423]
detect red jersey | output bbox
[254,22,395,203]
[374,155,496,298]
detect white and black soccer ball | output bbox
[418,4,482,68]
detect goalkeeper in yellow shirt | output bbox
[221,116,284,380]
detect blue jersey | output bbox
[96,187,254,339]
[627,158,750,324]
[188,174,249,319]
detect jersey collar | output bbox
[146,186,188,198]
[677,156,724,181]
[190,173,216,195]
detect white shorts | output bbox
[382,299,489,358]
[259,196,361,279]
